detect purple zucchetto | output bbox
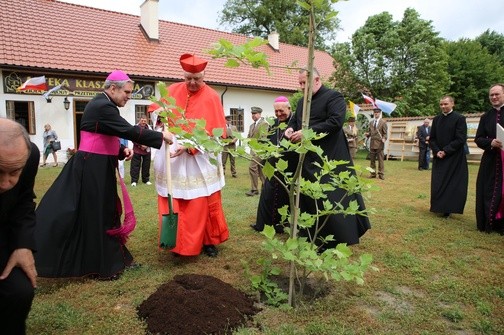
[274,96,289,103]
[106,70,131,81]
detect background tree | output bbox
[329,42,363,99]
[218,0,339,50]
[445,38,504,113]
[331,8,449,116]
[476,29,504,66]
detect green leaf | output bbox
[212,128,223,138]
[297,1,311,11]
[263,161,275,179]
[157,81,168,98]
[276,158,288,173]
[225,59,240,68]
[263,225,276,239]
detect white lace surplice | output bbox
[154,138,225,200]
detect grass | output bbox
[29,152,504,335]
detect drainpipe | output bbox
[220,85,228,106]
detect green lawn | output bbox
[29,154,504,335]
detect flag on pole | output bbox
[349,101,360,118]
[17,76,47,91]
[375,98,397,115]
[42,83,64,101]
[361,93,378,108]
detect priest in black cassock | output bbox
[429,95,468,217]
[283,68,370,249]
[475,83,504,233]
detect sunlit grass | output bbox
[29,154,504,334]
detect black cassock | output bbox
[429,111,468,214]
[287,86,370,247]
[255,117,294,232]
[475,106,504,232]
[35,93,163,278]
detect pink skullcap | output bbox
[106,70,131,81]
[274,96,289,103]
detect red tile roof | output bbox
[0,0,335,92]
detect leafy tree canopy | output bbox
[218,0,339,50]
[476,29,504,66]
[331,8,449,116]
[445,38,504,113]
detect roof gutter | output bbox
[220,85,228,106]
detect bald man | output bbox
[0,118,39,334]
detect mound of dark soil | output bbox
[137,274,261,335]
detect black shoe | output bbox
[250,224,263,232]
[370,174,376,179]
[274,225,285,234]
[203,245,218,257]
[246,190,259,196]
[378,175,385,180]
[95,273,121,281]
[232,175,237,178]
[418,167,424,170]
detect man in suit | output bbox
[222,115,238,178]
[0,118,39,334]
[130,115,153,186]
[366,108,388,180]
[343,116,358,159]
[246,107,268,196]
[417,118,431,170]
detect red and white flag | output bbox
[361,93,378,108]
[17,76,47,91]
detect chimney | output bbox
[268,31,280,51]
[140,0,159,41]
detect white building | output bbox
[0,0,335,162]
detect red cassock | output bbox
[156,82,229,256]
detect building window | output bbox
[229,107,244,132]
[6,100,36,134]
[135,105,149,124]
